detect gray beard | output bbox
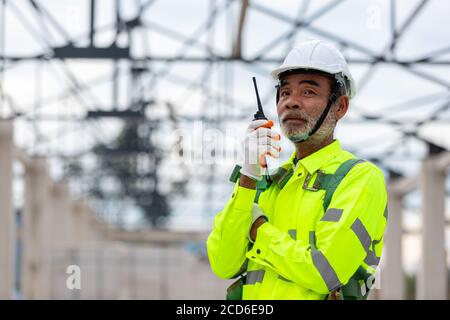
[281,114,336,145]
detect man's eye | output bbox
[303,89,316,96]
[280,91,290,97]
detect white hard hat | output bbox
[271,39,356,98]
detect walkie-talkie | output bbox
[252,77,274,171]
[252,77,273,127]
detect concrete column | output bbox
[72,200,103,248]
[380,190,404,299]
[0,120,14,299]
[71,200,85,248]
[417,157,447,299]
[85,206,103,245]
[22,157,52,299]
[50,181,73,249]
[70,200,101,299]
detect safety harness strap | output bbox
[228,164,294,203]
[321,158,366,211]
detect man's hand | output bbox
[239,119,281,182]
[250,216,267,242]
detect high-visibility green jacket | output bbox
[207,139,387,300]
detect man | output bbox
[207,39,388,300]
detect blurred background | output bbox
[0,0,449,300]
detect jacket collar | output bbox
[287,139,342,174]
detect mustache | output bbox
[280,111,312,123]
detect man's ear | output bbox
[334,95,349,121]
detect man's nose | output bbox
[284,96,301,110]
[282,91,303,110]
[286,102,300,109]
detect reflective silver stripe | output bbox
[257,270,265,283]
[246,270,265,285]
[351,218,371,251]
[321,208,343,222]
[288,229,297,240]
[246,270,259,285]
[364,250,380,266]
[351,218,380,267]
[309,231,316,249]
[311,249,342,291]
[384,207,388,220]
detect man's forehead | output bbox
[280,71,332,85]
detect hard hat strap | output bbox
[303,80,339,140]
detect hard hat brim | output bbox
[271,65,336,80]
[271,65,356,98]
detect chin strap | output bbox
[299,81,339,142]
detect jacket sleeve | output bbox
[206,181,256,279]
[246,163,388,294]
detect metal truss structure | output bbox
[1,0,449,227]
